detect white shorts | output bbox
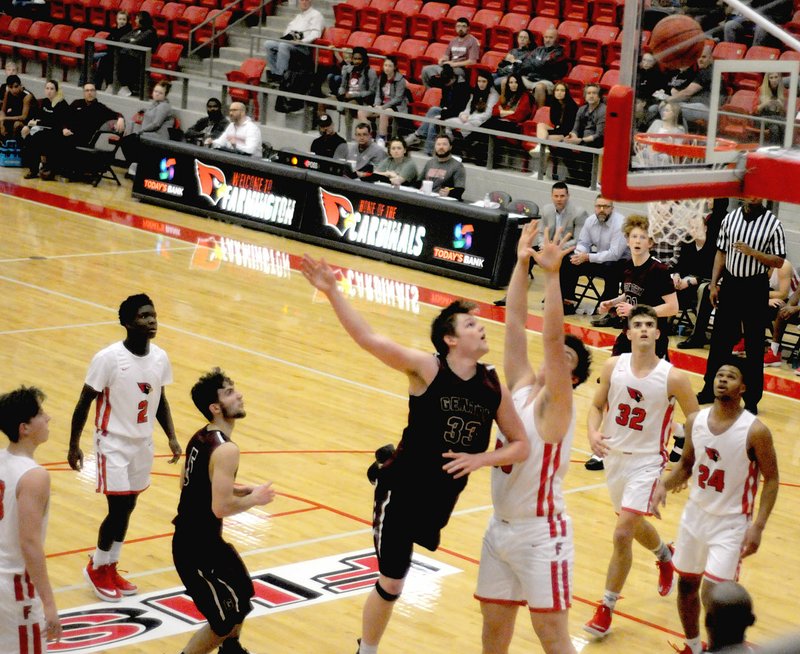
[475,515,573,612]
[0,572,44,654]
[95,433,153,494]
[672,500,748,582]
[604,451,665,515]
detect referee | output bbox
[697,198,786,413]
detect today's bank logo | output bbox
[50,550,459,652]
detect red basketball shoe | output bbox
[84,557,121,602]
[110,562,138,595]
[657,543,675,597]
[583,604,613,637]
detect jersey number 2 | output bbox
[137,400,149,424]
[697,465,726,492]
[615,403,646,431]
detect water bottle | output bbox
[484,192,491,208]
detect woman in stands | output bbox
[493,29,535,90]
[636,100,685,167]
[372,137,419,187]
[116,11,159,97]
[92,10,133,89]
[21,79,69,180]
[120,81,175,176]
[756,72,785,145]
[359,56,408,147]
[465,73,531,164]
[443,70,499,139]
[337,46,377,131]
[533,80,577,179]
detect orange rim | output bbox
[634,132,740,159]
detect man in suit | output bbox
[495,181,588,306]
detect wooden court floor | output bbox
[1,168,799,653]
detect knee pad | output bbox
[375,581,401,602]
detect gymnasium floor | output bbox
[2,166,798,653]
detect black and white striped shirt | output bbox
[717,205,785,278]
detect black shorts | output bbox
[372,478,456,579]
[172,531,254,636]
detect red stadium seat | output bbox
[333,0,369,30]
[59,27,95,81]
[0,18,33,59]
[18,21,54,71]
[369,34,402,73]
[527,16,558,45]
[383,0,421,37]
[48,0,69,21]
[409,86,442,125]
[556,20,588,59]
[150,42,184,81]
[358,0,395,33]
[345,30,376,50]
[490,12,529,51]
[408,1,448,41]
[480,0,505,11]
[574,24,619,66]
[605,29,649,69]
[712,40,747,61]
[153,3,185,40]
[314,26,351,67]
[172,6,209,44]
[534,0,558,20]
[405,81,425,104]
[395,37,428,79]
[562,64,603,103]
[194,9,231,49]
[118,0,144,17]
[521,106,551,153]
[563,0,590,21]
[718,89,757,140]
[225,56,264,118]
[599,67,619,93]
[734,46,781,92]
[470,48,505,83]
[88,0,119,29]
[592,0,623,26]
[43,23,74,52]
[414,41,448,81]
[471,8,503,41]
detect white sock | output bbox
[686,636,703,654]
[93,548,111,566]
[109,541,123,564]
[602,590,619,610]
[653,541,672,563]
[358,643,378,654]
[771,341,780,355]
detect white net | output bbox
[647,198,709,246]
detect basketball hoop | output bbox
[633,133,737,245]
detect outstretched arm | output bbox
[651,411,698,518]
[155,389,182,464]
[742,421,779,557]
[68,384,99,471]
[532,226,577,444]
[302,255,437,383]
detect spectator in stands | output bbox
[405,64,470,155]
[120,81,176,177]
[185,97,229,145]
[636,52,668,107]
[0,60,19,99]
[209,101,262,156]
[91,10,132,89]
[116,11,159,97]
[765,277,800,373]
[723,0,792,48]
[333,122,387,178]
[0,75,36,139]
[264,0,325,83]
[325,47,351,97]
[310,113,346,158]
[372,137,419,187]
[493,29,535,88]
[518,27,568,108]
[421,18,480,87]
[442,70,499,139]
[48,83,124,181]
[559,194,629,315]
[464,73,531,165]
[637,101,686,167]
[595,214,678,355]
[684,0,726,32]
[337,47,377,134]
[762,258,797,365]
[532,80,578,180]
[756,72,786,145]
[653,43,713,127]
[21,79,68,179]
[419,134,466,199]
[563,82,605,187]
[358,56,407,147]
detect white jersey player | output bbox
[0,386,61,652]
[585,305,698,639]
[68,294,182,603]
[476,223,592,654]
[651,359,778,654]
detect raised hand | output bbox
[515,221,539,262]
[532,225,574,273]
[301,255,338,294]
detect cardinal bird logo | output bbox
[138,383,153,395]
[705,447,721,462]
[319,187,358,236]
[195,160,230,206]
[626,386,644,402]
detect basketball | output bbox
[649,14,705,70]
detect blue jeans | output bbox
[415,107,442,155]
[265,40,310,77]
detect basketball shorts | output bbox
[95,433,154,494]
[604,451,665,515]
[474,515,573,612]
[672,500,748,582]
[172,532,254,636]
[372,484,416,580]
[0,572,45,654]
